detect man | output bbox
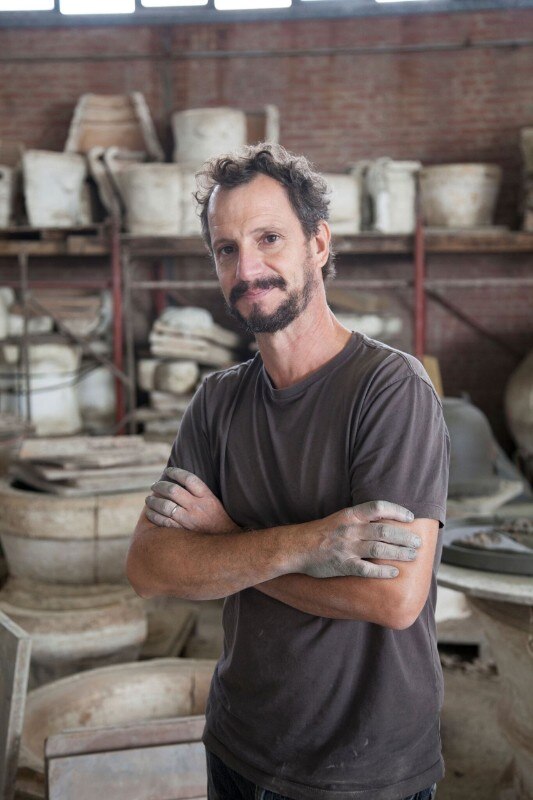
[126,144,450,800]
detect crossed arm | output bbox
[126,468,439,630]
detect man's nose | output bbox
[235,244,264,282]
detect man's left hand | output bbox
[146,467,240,534]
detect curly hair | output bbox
[194,142,336,281]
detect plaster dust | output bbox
[189,602,512,800]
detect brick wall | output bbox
[0,8,532,453]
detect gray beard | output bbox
[227,261,317,335]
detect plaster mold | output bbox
[178,167,203,236]
[120,164,183,236]
[505,350,533,456]
[76,365,116,433]
[420,164,502,228]
[0,288,15,339]
[22,151,87,229]
[0,579,147,687]
[154,360,199,396]
[324,173,362,235]
[65,93,163,162]
[366,158,421,234]
[20,658,216,775]
[137,358,159,392]
[0,343,82,436]
[172,107,247,167]
[7,311,53,337]
[0,481,146,584]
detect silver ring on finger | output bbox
[170,503,179,517]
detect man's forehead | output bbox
[208,174,293,224]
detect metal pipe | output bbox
[1,38,532,64]
[426,290,523,359]
[0,280,112,289]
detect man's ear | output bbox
[312,220,331,271]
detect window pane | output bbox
[0,0,53,9]
[215,0,291,9]
[142,0,207,6]
[60,0,134,12]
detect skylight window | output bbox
[141,0,208,6]
[215,0,291,9]
[0,0,53,9]
[60,0,134,13]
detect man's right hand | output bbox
[300,501,421,579]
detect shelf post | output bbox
[111,214,125,428]
[414,190,426,360]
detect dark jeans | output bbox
[206,751,437,800]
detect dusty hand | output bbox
[146,467,240,534]
[301,501,421,579]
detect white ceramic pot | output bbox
[366,158,421,234]
[325,173,362,235]
[20,658,216,775]
[0,480,147,584]
[23,150,87,228]
[419,163,502,228]
[120,164,182,236]
[0,578,147,687]
[172,107,247,167]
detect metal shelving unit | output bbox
[0,220,131,429]
[1,225,532,432]
[120,227,533,427]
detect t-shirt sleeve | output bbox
[349,370,450,527]
[161,380,220,498]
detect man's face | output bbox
[208,174,322,335]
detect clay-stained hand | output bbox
[302,501,422,579]
[145,467,240,534]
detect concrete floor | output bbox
[439,659,511,800]
[186,601,513,800]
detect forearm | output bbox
[256,517,437,629]
[256,567,412,628]
[126,511,305,600]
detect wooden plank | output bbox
[0,240,108,257]
[422,355,444,398]
[425,229,533,253]
[9,464,158,496]
[46,741,207,800]
[30,462,166,482]
[0,611,32,800]
[45,715,205,757]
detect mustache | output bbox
[229,276,287,305]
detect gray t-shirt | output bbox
[166,332,450,800]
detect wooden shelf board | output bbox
[121,230,533,257]
[0,229,531,259]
